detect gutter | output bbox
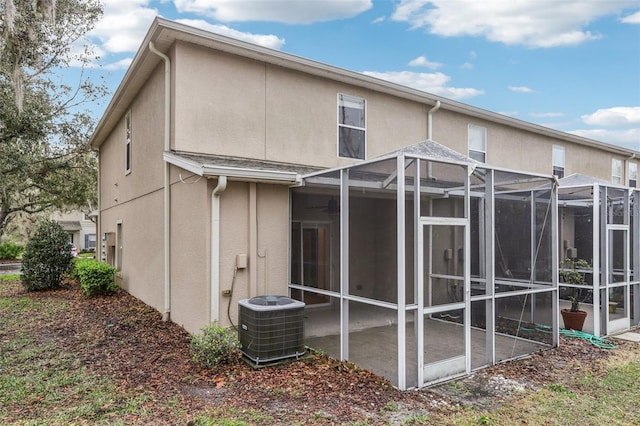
[210,176,227,323]
[148,42,172,321]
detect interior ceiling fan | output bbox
[305,196,340,214]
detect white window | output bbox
[125,110,132,174]
[629,162,638,188]
[612,159,622,184]
[468,124,486,162]
[552,145,565,178]
[338,94,366,159]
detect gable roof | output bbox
[558,173,628,189]
[392,139,477,164]
[90,17,639,158]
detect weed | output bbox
[190,322,241,369]
[477,414,492,424]
[383,400,400,412]
[402,413,430,425]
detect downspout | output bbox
[249,183,258,297]
[626,153,637,186]
[427,100,441,140]
[210,176,228,323]
[148,42,172,321]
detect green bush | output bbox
[0,242,24,260]
[190,323,241,369]
[21,221,74,291]
[73,258,117,296]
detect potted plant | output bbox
[559,258,591,331]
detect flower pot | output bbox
[608,302,618,314]
[561,309,587,331]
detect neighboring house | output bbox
[90,18,639,389]
[50,210,97,252]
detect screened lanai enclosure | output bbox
[289,141,559,389]
[558,175,640,337]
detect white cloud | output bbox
[391,0,637,48]
[104,57,134,71]
[568,128,640,151]
[460,62,473,70]
[530,112,564,118]
[621,10,640,24]
[581,107,640,127]
[408,55,443,69]
[175,19,285,49]
[89,0,158,53]
[372,16,386,24]
[508,85,534,93]
[362,70,484,100]
[173,0,372,24]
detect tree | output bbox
[0,0,105,239]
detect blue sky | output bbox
[85,0,640,151]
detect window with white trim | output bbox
[338,94,366,159]
[468,124,486,162]
[629,162,638,188]
[125,110,132,174]
[612,158,622,184]
[552,145,565,178]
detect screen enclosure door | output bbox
[290,222,332,305]
[607,227,630,334]
[418,219,470,386]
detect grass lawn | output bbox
[1,275,639,425]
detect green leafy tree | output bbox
[0,0,105,239]
[21,219,73,290]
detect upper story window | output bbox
[552,145,565,178]
[125,110,132,175]
[468,124,486,163]
[612,158,622,184]
[338,94,366,159]
[629,162,638,188]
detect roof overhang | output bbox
[164,151,321,184]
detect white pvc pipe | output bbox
[211,176,227,324]
[148,42,172,321]
[428,100,441,140]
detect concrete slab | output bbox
[611,332,640,342]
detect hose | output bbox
[519,324,616,349]
[559,329,616,349]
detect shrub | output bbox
[190,323,241,369]
[21,221,74,291]
[0,242,24,260]
[73,258,117,296]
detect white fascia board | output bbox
[164,152,205,175]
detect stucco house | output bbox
[50,210,97,252]
[91,18,639,389]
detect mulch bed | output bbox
[1,278,634,424]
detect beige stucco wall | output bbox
[97,63,169,318]
[172,42,428,169]
[433,109,634,184]
[168,173,210,333]
[171,39,633,185]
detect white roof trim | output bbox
[163,152,301,183]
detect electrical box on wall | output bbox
[236,254,248,269]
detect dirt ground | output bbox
[2,278,635,424]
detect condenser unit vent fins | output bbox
[238,296,305,364]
